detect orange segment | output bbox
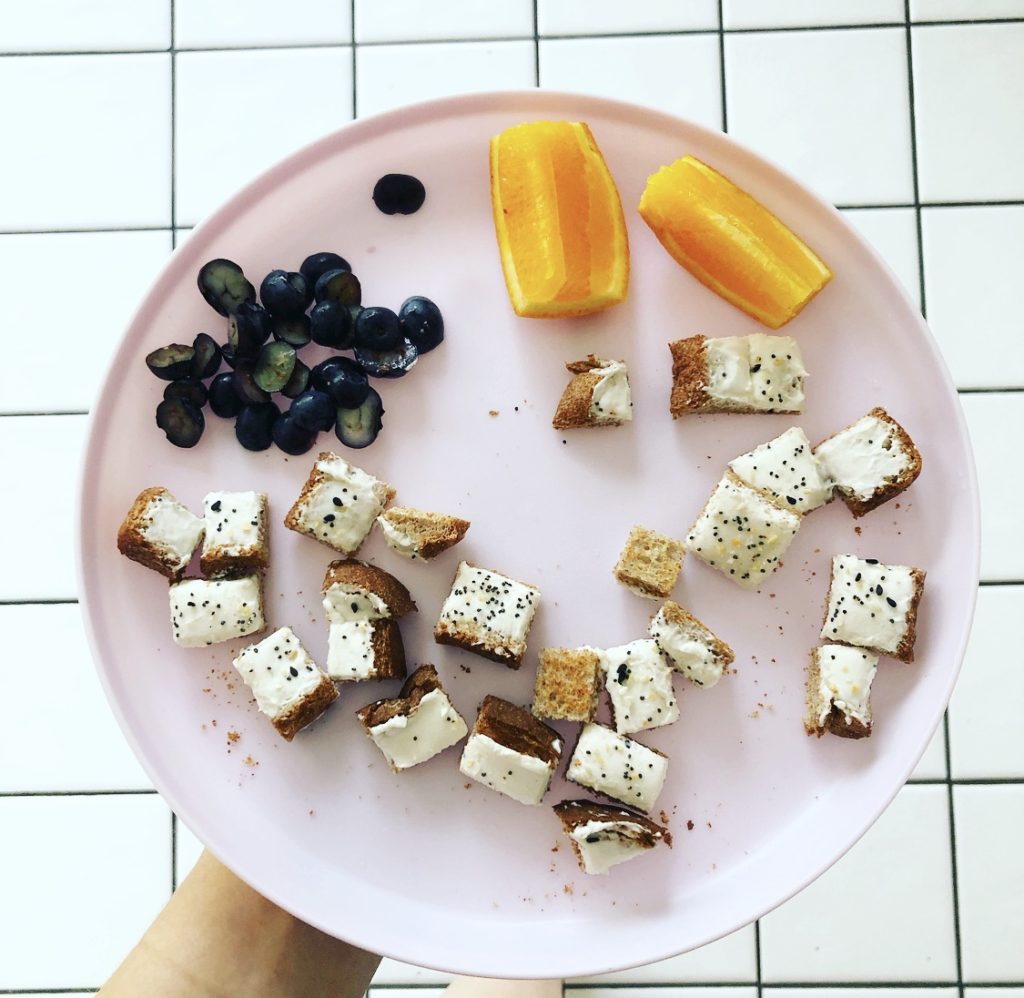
[490,120,629,318]
[638,155,832,329]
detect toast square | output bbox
[565,723,668,814]
[728,426,832,514]
[804,644,878,739]
[321,559,417,624]
[169,575,265,647]
[326,618,406,682]
[552,355,633,429]
[553,799,672,875]
[601,639,679,734]
[532,646,603,722]
[613,525,684,599]
[376,506,470,560]
[200,490,269,577]
[747,333,807,412]
[649,600,734,688]
[117,486,204,580]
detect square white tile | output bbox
[725,28,914,205]
[372,959,452,985]
[0,415,86,600]
[921,205,1024,389]
[356,41,536,119]
[538,0,719,35]
[0,230,172,413]
[2,0,169,52]
[912,23,1024,201]
[911,0,1024,18]
[960,393,1024,583]
[539,34,723,131]
[0,54,170,230]
[174,817,205,885]
[175,0,351,48]
[0,605,151,792]
[723,0,904,29]
[954,785,1024,980]
[949,586,1024,779]
[760,785,957,981]
[175,47,352,226]
[839,206,922,310]
[0,794,170,990]
[911,720,949,781]
[355,0,533,43]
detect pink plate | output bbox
[78,91,979,979]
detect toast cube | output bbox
[284,452,395,555]
[814,407,922,517]
[649,600,734,688]
[532,646,603,722]
[169,575,265,647]
[728,426,832,514]
[565,723,668,814]
[821,554,926,662]
[552,355,633,429]
[232,626,338,741]
[321,559,417,625]
[326,618,406,682]
[200,491,269,577]
[686,472,801,589]
[376,506,470,561]
[613,525,684,600]
[747,333,807,412]
[459,695,562,805]
[117,487,204,579]
[553,799,672,875]
[434,561,540,669]
[602,639,679,734]
[357,665,468,771]
[804,644,878,739]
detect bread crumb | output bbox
[660,810,670,825]
[459,663,472,674]
[854,525,862,535]
[308,809,315,816]
[551,843,560,853]
[687,820,694,830]
[563,883,574,895]
[227,730,240,743]
[489,409,499,417]
[707,821,713,829]
[244,755,257,767]
[211,719,218,727]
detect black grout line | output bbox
[351,0,358,118]
[717,0,728,133]
[0,598,79,606]
[0,991,99,995]
[170,0,177,238]
[0,789,157,798]
[958,387,1024,394]
[754,918,764,998]
[903,0,928,319]
[0,409,88,417]
[979,580,1024,587]
[0,225,173,236]
[944,711,966,998]
[532,0,540,87]
[171,811,178,892]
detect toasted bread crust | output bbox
[553,799,672,849]
[369,618,407,680]
[201,493,270,579]
[378,507,470,560]
[474,695,561,766]
[434,624,524,668]
[322,559,417,617]
[803,648,872,739]
[669,336,711,416]
[533,647,602,722]
[656,600,735,668]
[841,407,923,517]
[272,673,338,742]
[357,663,441,730]
[117,487,197,579]
[553,369,602,429]
[614,525,684,599]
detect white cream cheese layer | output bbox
[816,644,878,728]
[821,555,918,654]
[728,426,831,513]
[233,626,324,719]
[703,336,752,407]
[142,492,204,572]
[368,689,468,770]
[601,639,679,734]
[571,819,654,875]
[376,515,420,559]
[649,608,725,688]
[322,583,391,625]
[589,359,632,423]
[747,334,807,412]
[169,575,264,647]
[459,733,555,805]
[568,724,668,813]
[296,456,389,554]
[326,620,377,680]
[202,491,264,556]
[814,414,910,501]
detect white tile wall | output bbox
[1,5,1021,993]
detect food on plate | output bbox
[376,507,470,561]
[552,355,632,429]
[821,555,926,663]
[200,491,269,578]
[814,407,922,518]
[232,626,338,741]
[686,472,802,590]
[197,258,256,317]
[638,154,832,328]
[117,487,205,580]
[335,387,385,449]
[326,618,406,682]
[532,646,603,723]
[398,296,444,353]
[234,400,280,451]
[314,268,362,308]
[553,799,672,875]
[649,600,734,689]
[156,396,205,448]
[300,251,351,288]
[613,525,684,600]
[601,639,679,735]
[259,269,312,319]
[146,344,197,381]
[169,575,266,648]
[284,452,395,555]
[372,173,427,215]
[356,664,468,771]
[309,299,354,349]
[321,559,417,624]
[459,695,562,805]
[354,340,418,380]
[669,333,807,416]
[804,644,878,739]
[566,723,668,813]
[728,426,831,514]
[489,120,629,318]
[163,378,208,410]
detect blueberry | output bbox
[232,360,271,405]
[355,338,418,379]
[156,397,204,448]
[310,299,354,348]
[321,357,370,408]
[336,387,384,449]
[300,252,351,288]
[220,343,238,369]
[253,341,297,393]
[209,372,244,418]
[354,306,401,351]
[289,389,336,432]
[311,355,360,392]
[272,413,318,455]
[146,344,195,381]
[399,296,444,353]
[280,358,310,399]
[272,313,311,348]
[314,268,361,306]
[260,269,311,318]
[228,301,272,357]
[191,332,223,378]
[372,174,426,215]
[235,401,280,452]
[198,259,255,316]
[163,379,208,409]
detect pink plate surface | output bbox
[78,91,979,979]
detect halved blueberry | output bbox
[336,387,384,449]
[198,258,255,316]
[163,379,208,409]
[191,332,223,378]
[146,344,195,381]
[156,397,204,448]
[260,269,311,318]
[372,174,426,215]
[289,389,336,432]
[280,358,310,399]
[354,306,402,351]
[399,296,444,353]
[272,413,318,455]
[228,301,273,357]
[220,343,238,369]
[355,338,418,379]
[321,357,370,407]
[253,341,297,393]
[314,268,361,306]
[232,360,271,405]
[209,372,244,418]
[272,313,312,348]
[235,401,280,451]
[300,252,351,287]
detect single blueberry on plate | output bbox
[235,401,280,451]
[354,306,402,351]
[163,379,208,409]
[146,344,195,381]
[260,269,311,318]
[272,313,311,348]
[280,358,310,399]
[156,397,204,448]
[321,357,370,408]
[372,174,426,215]
[355,338,418,379]
[289,389,336,433]
[314,268,361,306]
[191,332,222,379]
[399,296,444,353]
[197,258,255,316]
[272,413,318,455]
[253,341,297,394]
[336,387,384,449]
[310,299,355,349]
[209,372,244,418]
[300,252,350,288]
[228,301,273,357]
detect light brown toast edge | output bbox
[654,600,735,676]
[201,492,270,578]
[473,694,562,767]
[804,647,872,739]
[532,647,603,722]
[272,673,338,742]
[378,507,471,560]
[117,486,200,580]
[322,558,418,617]
[612,525,685,600]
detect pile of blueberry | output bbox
[145,252,443,454]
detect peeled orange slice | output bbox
[490,121,629,318]
[638,155,832,329]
